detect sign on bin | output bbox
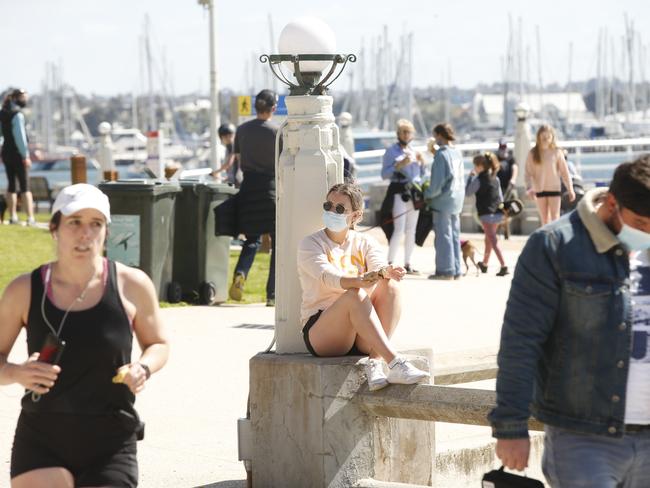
[107,214,141,266]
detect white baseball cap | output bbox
[52,183,111,223]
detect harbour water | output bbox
[1,145,648,195]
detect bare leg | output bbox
[307,287,398,363]
[354,279,401,359]
[12,467,74,488]
[484,222,505,267]
[7,192,18,220]
[536,197,550,225]
[548,196,561,222]
[22,191,34,220]
[481,222,493,265]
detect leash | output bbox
[360,201,426,233]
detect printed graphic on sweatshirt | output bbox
[326,248,366,277]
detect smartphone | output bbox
[38,333,66,365]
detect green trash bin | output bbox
[173,181,238,304]
[99,180,182,301]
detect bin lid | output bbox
[180,180,238,195]
[99,179,182,195]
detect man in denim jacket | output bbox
[489,156,650,487]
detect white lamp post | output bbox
[243,21,434,488]
[514,102,532,188]
[197,0,220,172]
[97,122,116,181]
[261,18,356,354]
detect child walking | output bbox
[466,152,509,276]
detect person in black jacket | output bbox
[0,88,35,225]
[228,90,279,306]
[466,152,508,276]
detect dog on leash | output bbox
[461,240,481,276]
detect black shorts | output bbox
[11,410,139,487]
[536,190,561,198]
[2,153,29,193]
[302,310,363,357]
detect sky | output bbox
[1,0,649,97]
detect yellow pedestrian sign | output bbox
[238,96,252,116]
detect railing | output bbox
[351,354,543,488]
[358,384,543,432]
[358,351,543,436]
[353,136,650,189]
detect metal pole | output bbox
[207,0,220,170]
[144,16,156,132]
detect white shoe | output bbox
[365,358,389,391]
[387,358,430,385]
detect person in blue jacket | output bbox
[424,123,465,280]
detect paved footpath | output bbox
[0,229,528,487]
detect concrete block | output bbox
[249,353,434,488]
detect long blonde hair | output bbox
[531,124,557,164]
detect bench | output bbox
[28,176,54,213]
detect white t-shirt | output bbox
[624,251,650,424]
[297,229,387,325]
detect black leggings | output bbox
[3,153,29,193]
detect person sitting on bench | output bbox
[298,182,429,391]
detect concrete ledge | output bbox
[434,364,497,385]
[431,347,498,385]
[358,384,544,431]
[355,479,430,488]
[249,352,434,488]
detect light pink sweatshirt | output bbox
[297,229,387,325]
[524,148,572,193]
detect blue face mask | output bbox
[616,207,650,251]
[322,210,349,232]
[618,223,650,251]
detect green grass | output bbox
[0,225,270,306]
[0,223,54,294]
[226,249,270,304]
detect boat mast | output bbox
[267,13,278,93]
[536,25,544,121]
[566,41,573,129]
[502,14,513,135]
[144,15,156,132]
[624,14,636,118]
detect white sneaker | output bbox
[365,358,389,391]
[387,358,430,385]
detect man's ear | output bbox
[605,192,618,212]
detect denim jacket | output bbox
[489,188,650,439]
[424,145,465,214]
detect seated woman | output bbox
[298,183,429,391]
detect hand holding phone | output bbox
[39,333,66,365]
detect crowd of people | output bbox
[2,84,650,488]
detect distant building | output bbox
[472,92,590,133]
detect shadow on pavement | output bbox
[193,481,246,488]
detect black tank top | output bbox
[22,260,136,415]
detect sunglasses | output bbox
[323,201,349,214]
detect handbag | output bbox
[482,466,544,488]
